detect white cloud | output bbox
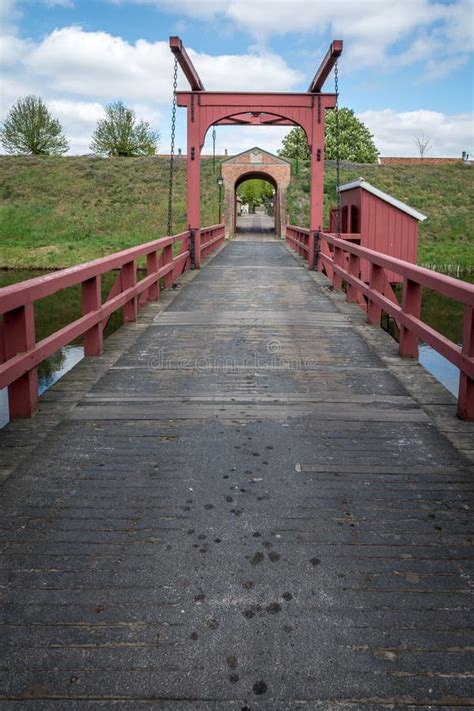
[21,26,300,101]
[358,109,473,157]
[0,24,302,154]
[138,0,473,75]
[203,125,289,157]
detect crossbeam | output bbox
[169,36,204,91]
[307,40,343,92]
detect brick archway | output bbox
[221,148,291,237]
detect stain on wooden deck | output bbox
[0,239,473,708]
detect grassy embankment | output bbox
[0,155,472,272]
[287,159,474,273]
[0,155,222,270]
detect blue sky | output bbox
[1,0,473,156]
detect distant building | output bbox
[378,154,472,166]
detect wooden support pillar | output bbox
[187,101,201,268]
[457,304,474,420]
[122,261,137,323]
[147,251,160,302]
[309,100,325,252]
[399,278,421,358]
[347,253,360,303]
[81,275,103,356]
[163,243,174,289]
[4,304,38,418]
[307,232,315,270]
[367,264,384,325]
[333,246,343,289]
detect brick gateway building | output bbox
[221,148,291,237]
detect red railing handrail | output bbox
[320,231,474,306]
[0,231,191,314]
[286,224,474,420]
[0,223,225,420]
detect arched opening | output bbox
[234,172,277,237]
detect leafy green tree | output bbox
[278,127,310,161]
[90,101,159,157]
[237,179,274,213]
[278,108,379,164]
[0,95,69,155]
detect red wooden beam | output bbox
[169,36,204,91]
[307,40,343,92]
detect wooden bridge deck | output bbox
[0,238,473,708]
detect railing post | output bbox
[333,246,343,289]
[163,242,174,288]
[399,278,422,358]
[4,304,38,418]
[147,251,160,302]
[367,264,384,325]
[194,229,202,269]
[81,275,103,356]
[347,252,360,303]
[122,261,137,323]
[458,304,474,420]
[308,231,315,270]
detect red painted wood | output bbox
[313,230,474,419]
[82,276,103,356]
[169,36,205,91]
[3,304,38,418]
[367,264,384,325]
[307,40,343,92]
[347,253,360,303]
[121,262,137,323]
[0,229,199,419]
[458,305,474,420]
[399,279,422,358]
[147,251,160,302]
[338,186,419,283]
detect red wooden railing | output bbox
[286,225,474,420]
[0,224,225,420]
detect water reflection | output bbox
[39,345,84,395]
[419,345,459,398]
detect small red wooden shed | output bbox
[330,178,427,283]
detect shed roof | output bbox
[338,178,427,222]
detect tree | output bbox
[278,127,310,162]
[90,101,159,157]
[237,179,274,213]
[0,95,69,155]
[413,134,431,162]
[278,108,379,164]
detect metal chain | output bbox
[335,58,341,237]
[212,125,216,174]
[167,57,178,236]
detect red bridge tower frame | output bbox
[169,36,342,268]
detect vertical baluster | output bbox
[82,275,103,356]
[333,246,343,289]
[163,242,174,289]
[122,261,137,322]
[367,264,384,325]
[399,278,421,357]
[347,252,360,303]
[147,251,160,302]
[458,304,474,420]
[4,304,38,418]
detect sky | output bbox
[0,0,473,157]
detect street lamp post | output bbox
[216,174,223,224]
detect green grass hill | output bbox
[0,155,472,272]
